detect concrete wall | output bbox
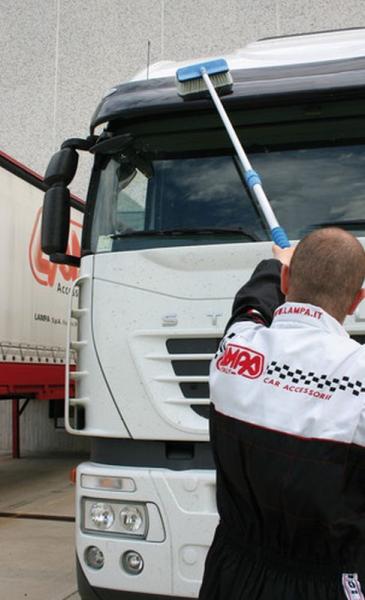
[2,0,365,192]
[0,400,89,455]
[0,0,364,453]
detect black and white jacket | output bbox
[203,259,365,600]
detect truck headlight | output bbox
[90,502,115,530]
[82,498,148,538]
[120,505,144,534]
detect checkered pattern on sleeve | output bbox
[266,361,365,397]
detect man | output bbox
[199,228,365,600]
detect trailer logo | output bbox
[217,343,264,379]
[29,207,81,288]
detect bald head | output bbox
[286,228,365,322]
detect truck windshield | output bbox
[89,144,365,253]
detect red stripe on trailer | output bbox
[0,362,74,400]
[0,362,75,458]
[0,149,44,182]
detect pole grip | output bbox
[271,226,290,248]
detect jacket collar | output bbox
[271,302,349,338]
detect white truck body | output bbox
[72,244,365,597]
[40,29,365,600]
[133,28,365,79]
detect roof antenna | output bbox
[147,40,151,80]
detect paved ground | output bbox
[0,453,85,600]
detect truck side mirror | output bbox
[44,147,78,187]
[41,186,70,255]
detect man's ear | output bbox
[348,289,365,315]
[280,264,289,296]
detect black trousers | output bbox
[199,524,354,600]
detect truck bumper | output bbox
[76,462,217,598]
[77,556,194,600]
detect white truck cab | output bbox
[41,28,365,599]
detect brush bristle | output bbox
[176,71,233,99]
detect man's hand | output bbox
[272,244,296,266]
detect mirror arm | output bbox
[61,136,98,151]
[49,253,81,267]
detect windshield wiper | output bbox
[110,227,260,242]
[311,220,365,231]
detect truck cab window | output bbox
[89,143,365,254]
[91,154,268,253]
[116,167,148,232]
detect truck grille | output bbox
[138,332,365,435]
[165,334,365,420]
[166,337,220,419]
[351,335,365,344]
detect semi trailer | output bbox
[0,151,82,456]
[41,28,365,599]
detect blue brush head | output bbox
[176,58,233,99]
[176,58,229,82]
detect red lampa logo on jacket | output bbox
[217,343,264,379]
[29,207,81,287]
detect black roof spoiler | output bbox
[90,56,365,133]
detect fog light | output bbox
[122,550,144,575]
[90,502,115,529]
[120,505,144,533]
[85,545,104,570]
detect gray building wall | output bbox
[2,0,365,191]
[0,400,90,455]
[0,0,364,453]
